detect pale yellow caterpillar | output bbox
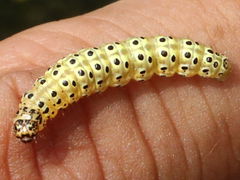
[13,35,231,143]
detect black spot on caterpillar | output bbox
[13,35,231,143]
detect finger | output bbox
[0,0,239,179]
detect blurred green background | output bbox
[0,0,117,40]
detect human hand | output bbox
[0,0,240,179]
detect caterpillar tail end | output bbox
[217,57,231,82]
[218,69,231,81]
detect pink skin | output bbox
[0,0,240,179]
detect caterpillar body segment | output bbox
[13,35,231,143]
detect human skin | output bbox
[0,0,240,179]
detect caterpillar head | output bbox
[13,109,41,143]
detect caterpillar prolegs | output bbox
[13,35,231,143]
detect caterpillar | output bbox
[13,35,231,143]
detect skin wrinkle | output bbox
[196,79,235,175]
[16,38,57,63]
[220,118,234,179]
[0,62,45,82]
[5,119,12,180]
[82,17,128,43]
[207,117,232,179]
[81,100,127,180]
[112,7,154,34]
[82,94,136,180]
[82,131,105,180]
[13,55,42,73]
[145,84,174,179]
[198,0,236,51]
[36,29,92,50]
[38,139,96,179]
[114,159,127,180]
[117,158,127,180]
[2,75,21,101]
[0,44,21,74]
[148,79,189,179]
[40,18,118,46]
[37,103,92,152]
[176,7,201,36]
[0,67,16,81]
[0,30,80,77]
[196,1,216,45]
[125,87,159,179]
[177,79,232,179]
[208,22,228,52]
[80,102,106,179]
[36,136,58,166]
[40,122,65,167]
[172,14,194,37]
[180,81,225,179]
[31,143,43,179]
[218,87,240,163]
[195,81,220,138]
[42,105,92,167]
[224,99,240,162]
[83,16,133,38]
[92,7,154,38]
[52,164,78,180]
[61,164,79,180]
[6,71,42,108]
[82,89,162,179]
[0,81,19,180]
[2,78,21,180]
[1,75,22,179]
[47,145,73,172]
[115,4,173,35]
[0,53,39,79]
[189,133,203,180]
[202,139,220,161]
[212,25,227,51]
[1,75,37,176]
[174,85,204,179]
[18,36,59,57]
[214,5,233,34]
